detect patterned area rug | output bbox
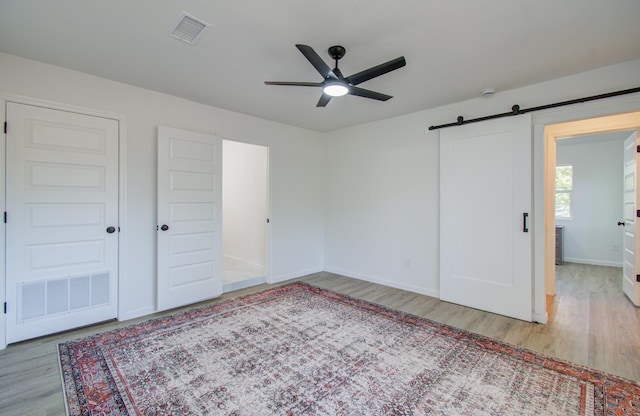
[58,282,640,415]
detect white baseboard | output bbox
[532,311,548,324]
[118,306,156,322]
[223,276,266,293]
[223,254,265,270]
[562,257,622,268]
[324,267,439,298]
[269,267,324,284]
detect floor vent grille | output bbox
[19,272,110,322]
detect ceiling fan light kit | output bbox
[265,44,406,107]
[323,82,349,97]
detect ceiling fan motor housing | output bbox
[328,45,346,61]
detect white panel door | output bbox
[440,115,532,321]
[157,126,222,311]
[5,102,119,343]
[622,132,640,306]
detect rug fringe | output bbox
[56,343,71,416]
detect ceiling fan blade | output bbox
[264,81,323,87]
[316,93,332,107]
[345,56,406,86]
[348,86,393,101]
[296,44,338,80]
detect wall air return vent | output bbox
[168,11,211,45]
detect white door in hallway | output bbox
[440,115,532,321]
[157,126,222,311]
[622,131,640,306]
[5,102,119,343]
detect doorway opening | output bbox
[544,111,640,307]
[555,131,630,265]
[222,140,269,292]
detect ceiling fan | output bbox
[265,44,406,107]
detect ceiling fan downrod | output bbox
[328,45,346,76]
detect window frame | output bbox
[555,165,573,220]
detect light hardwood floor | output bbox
[0,263,638,415]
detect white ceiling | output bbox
[1,0,639,132]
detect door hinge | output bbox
[637,145,640,153]
[3,302,6,314]
[637,210,640,218]
[3,121,6,134]
[3,212,6,224]
[637,275,640,283]
[266,218,270,224]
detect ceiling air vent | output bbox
[168,11,211,45]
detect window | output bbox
[555,165,573,219]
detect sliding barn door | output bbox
[440,115,532,321]
[157,126,222,311]
[5,102,119,343]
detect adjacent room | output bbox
[554,130,628,273]
[0,1,639,414]
[555,131,630,269]
[222,139,268,292]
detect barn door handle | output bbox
[523,213,529,233]
[160,224,169,231]
[106,226,116,234]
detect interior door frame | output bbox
[0,93,128,349]
[544,111,640,295]
[221,138,272,285]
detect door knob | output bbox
[160,224,169,231]
[106,226,116,234]
[618,221,626,227]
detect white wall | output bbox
[556,136,625,267]
[222,140,267,269]
[324,58,640,318]
[1,50,640,335]
[324,115,439,296]
[0,52,325,322]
